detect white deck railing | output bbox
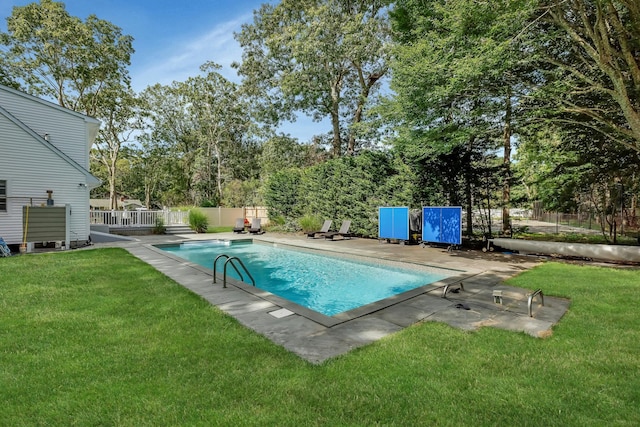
[90,210,189,227]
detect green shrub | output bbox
[263,169,303,220]
[270,215,286,226]
[298,215,321,233]
[153,217,166,235]
[188,209,209,233]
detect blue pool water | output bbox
[161,241,450,316]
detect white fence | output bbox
[90,210,189,227]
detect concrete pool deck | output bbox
[96,233,570,364]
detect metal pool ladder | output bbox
[213,254,256,288]
[528,289,544,317]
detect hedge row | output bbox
[263,151,416,237]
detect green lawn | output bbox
[1,249,639,426]
[518,231,639,246]
[207,226,234,233]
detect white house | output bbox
[0,84,101,247]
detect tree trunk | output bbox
[502,88,512,233]
[331,112,341,156]
[145,185,151,210]
[347,68,383,155]
[347,102,363,155]
[109,168,117,210]
[486,173,493,237]
[106,152,118,210]
[215,143,223,205]
[465,136,474,237]
[330,80,342,156]
[630,172,637,227]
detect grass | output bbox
[1,249,639,426]
[207,226,234,233]
[518,231,638,245]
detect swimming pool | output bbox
[160,240,453,316]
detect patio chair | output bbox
[249,218,264,234]
[324,220,352,240]
[233,218,245,233]
[306,220,332,238]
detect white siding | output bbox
[0,88,94,168]
[0,113,91,245]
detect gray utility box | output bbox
[22,205,71,250]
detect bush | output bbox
[263,169,303,220]
[262,151,414,238]
[153,217,166,235]
[269,215,286,226]
[298,215,321,233]
[188,209,209,233]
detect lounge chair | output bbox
[233,218,245,233]
[324,220,352,240]
[249,218,264,234]
[307,220,332,238]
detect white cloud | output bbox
[129,11,328,141]
[131,14,249,91]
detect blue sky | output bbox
[0,0,326,141]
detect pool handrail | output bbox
[223,257,256,288]
[441,282,465,298]
[527,288,544,317]
[213,254,239,284]
[213,254,256,288]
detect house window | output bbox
[0,180,6,212]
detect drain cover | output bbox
[269,308,295,318]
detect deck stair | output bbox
[164,225,195,235]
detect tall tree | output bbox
[2,0,135,208]
[139,64,257,207]
[529,0,640,153]
[516,122,639,242]
[1,0,134,116]
[259,134,326,180]
[388,0,537,234]
[185,62,254,205]
[91,86,142,209]
[0,54,19,88]
[114,143,170,209]
[139,82,199,205]
[234,0,390,156]
[513,0,640,233]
